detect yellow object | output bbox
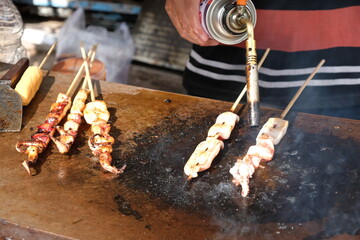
[14,66,43,106]
[84,100,110,124]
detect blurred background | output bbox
[13,0,190,94]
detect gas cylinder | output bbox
[199,0,256,45]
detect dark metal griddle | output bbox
[0,65,359,240]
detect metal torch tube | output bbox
[243,18,260,127]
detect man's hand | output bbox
[165,0,219,46]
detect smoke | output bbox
[117,109,360,239]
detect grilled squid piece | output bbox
[84,100,125,174]
[230,156,255,197]
[207,112,240,140]
[50,127,77,154]
[89,133,115,150]
[99,153,126,174]
[257,118,288,145]
[84,100,110,124]
[215,111,240,127]
[91,119,111,135]
[51,89,90,154]
[184,111,239,179]
[230,118,287,197]
[247,144,274,162]
[16,140,45,153]
[207,123,234,140]
[16,141,46,172]
[15,93,71,174]
[184,138,224,179]
[230,140,275,197]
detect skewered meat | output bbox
[51,89,90,154]
[257,118,288,145]
[207,111,240,140]
[91,119,111,135]
[184,111,239,179]
[89,133,115,150]
[230,118,287,197]
[84,100,125,174]
[215,111,240,127]
[84,100,110,124]
[184,138,224,179]
[15,93,71,174]
[51,126,77,153]
[208,123,234,140]
[230,59,324,196]
[229,157,255,197]
[247,144,274,162]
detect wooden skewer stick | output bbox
[38,41,57,69]
[280,59,325,119]
[257,48,270,69]
[65,46,96,96]
[81,48,92,90]
[80,43,95,101]
[81,44,98,89]
[80,43,95,102]
[81,51,92,90]
[230,48,270,112]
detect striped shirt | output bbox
[183,1,360,116]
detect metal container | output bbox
[199,0,257,45]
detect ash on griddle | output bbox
[116,113,360,238]
[114,194,142,220]
[116,114,250,214]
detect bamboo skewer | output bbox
[80,43,95,101]
[81,45,98,90]
[230,48,270,112]
[257,48,270,68]
[38,41,57,69]
[65,45,97,96]
[65,47,93,96]
[280,59,325,119]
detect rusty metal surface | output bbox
[0,218,74,240]
[0,69,360,240]
[0,59,28,132]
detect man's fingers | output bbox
[165,0,220,46]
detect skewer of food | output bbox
[79,45,125,174]
[230,59,326,197]
[184,49,271,180]
[84,100,125,174]
[51,46,98,153]
[15,45,95,174]
[184,112,239,179]
[15,42,57,106]
[15,93,72,174]
[50,89,90,153]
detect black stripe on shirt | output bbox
[189,46,360,84]
[183,69,360,111]
[192,45,360,68]
[185,45,360,110]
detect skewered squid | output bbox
[184,111,239,179]
[84,100,125,174]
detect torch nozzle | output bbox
[236,0,247,6]
[243,20,260,127]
